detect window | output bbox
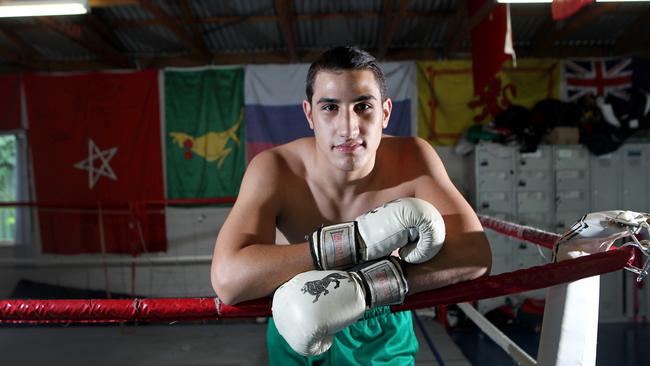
[0,134,17,245]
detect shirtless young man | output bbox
[211,46,491,364]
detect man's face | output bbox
[303,69,392,172]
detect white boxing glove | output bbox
[272,258,408,356]
[554,210,650,262]
[309,197,445,270]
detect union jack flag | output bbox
[564,58,633,101]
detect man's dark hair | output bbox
[306,46,387,103]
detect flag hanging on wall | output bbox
[552,0,593,20]
[0,75,21,130]
[418,59,561,146]
[245,62,416,161]
[469,0,515,96]
[164,68,245,200]
[562,58,633,101]
[25,70,166,254]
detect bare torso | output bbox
[272,136,432,244]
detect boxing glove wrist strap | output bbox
[352,257,408,308]
[308,222,360,270]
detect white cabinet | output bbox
[554,145,591,233]
[467,143,648,321]
[621,144,648,213]
[591,152,621,211]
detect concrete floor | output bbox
[0,315,470,366]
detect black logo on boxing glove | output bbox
[301,273,351,303]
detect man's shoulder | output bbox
[380,136,434,156]
[248,138,313,175]
[379,136,443,176]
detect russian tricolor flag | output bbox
[244,62,416,161]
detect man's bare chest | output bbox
[276,181,416,243]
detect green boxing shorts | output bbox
[266,307,418,365]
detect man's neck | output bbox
[310,152,379,201]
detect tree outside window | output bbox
[0,134,16,245]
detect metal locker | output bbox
[517,170,552,191]
[555,169,590,190]
[621,144,648,213]
[556,189,590,212]
[591,152,622,211]
[477,191,515,213]
[518,212,554,232]
[518,146,553,171]
[467,143,516,217]
[554,145,590,170]
[476,143,516,171]
[517,191,552,213]
[478,170,514,191]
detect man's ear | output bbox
[382,98,392,129]
[303,100,314,130]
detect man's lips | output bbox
[333,141,364,153]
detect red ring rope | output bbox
[477,214,560,250]
[0,211,635,324]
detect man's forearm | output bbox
[404,231,491,295]
[212,242,314,305]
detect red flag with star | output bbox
[24,70,166,254]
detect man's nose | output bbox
[337,109,360,138]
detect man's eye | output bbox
[322,104,338,112]
[354,103,372,112]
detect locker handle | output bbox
[518,181,526,187]
[480,161,488,166]
[481,202,490,209]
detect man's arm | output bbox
[406,138,492,294]
[211,151,313,305]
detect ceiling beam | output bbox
[532,2,621,55]
[38,17,130,68]
[178,0,212,62]
[107,10,453,28]
[274,0,297,62]
[615,9,650,55]
[0,27,40,59]
[139,0,208,59]
[0,44,40,69]
[85,13,127,54]
[446,1,497,56]
[378,0,413,59]
[443,2,468,57]
[8,42,631,73]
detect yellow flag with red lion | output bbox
[417,59,561,146]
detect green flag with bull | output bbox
[165,68,245,200]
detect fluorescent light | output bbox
[0,1,88,18]
[496,1,552,3]
[497,0,650,2]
